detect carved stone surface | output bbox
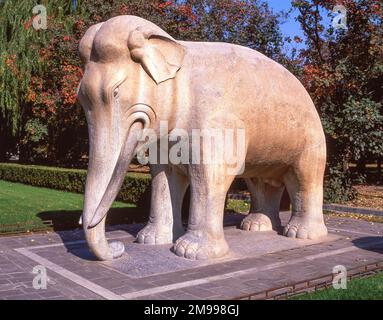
[77,15,328,261]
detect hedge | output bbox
[0,163,151,205]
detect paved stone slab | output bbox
[0,213,382,300]
[97,229,340,279]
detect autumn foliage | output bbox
[0,0,382,201]
[0,0,285,166]
[293,0,383,200]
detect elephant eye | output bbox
[113,87,119,98]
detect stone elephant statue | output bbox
[77,15,327,261]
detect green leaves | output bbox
[296,0,383,201]
[0,0,287,164]
[25,119,48,143]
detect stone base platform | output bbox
[0,212,382,300]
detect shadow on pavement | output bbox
[352,236,383,254]
[37,207,148,261]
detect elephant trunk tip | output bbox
[83,215,125,261]
[107,241,125,259]
[86,233,126,261]
[91,241,125,261]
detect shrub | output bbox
[324,164,357,203]
[0,163,151,205]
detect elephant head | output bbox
[77,16,185,260]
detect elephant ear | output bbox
[128,27,186,84]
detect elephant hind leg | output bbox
[240,178,284,232]
[282,148,327,240]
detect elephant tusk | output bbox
[88,121,144,228]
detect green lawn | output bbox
[0,180,137,233]
[0,181,250,233]
[292,272,383,300]
[226,199,250,214]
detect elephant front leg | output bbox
[174,165,233,260]
[137,165,188,244]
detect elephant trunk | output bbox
[82,121,143,261]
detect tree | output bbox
[292,0,383,201]
[0,0,83,163]
[0,0,287,166]
[0,1,49,160]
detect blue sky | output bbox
[266,0,333,52]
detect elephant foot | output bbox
[240,213,277,232]
[136,222,173,244]
[173,231,229,260]
[283,216,328,240]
